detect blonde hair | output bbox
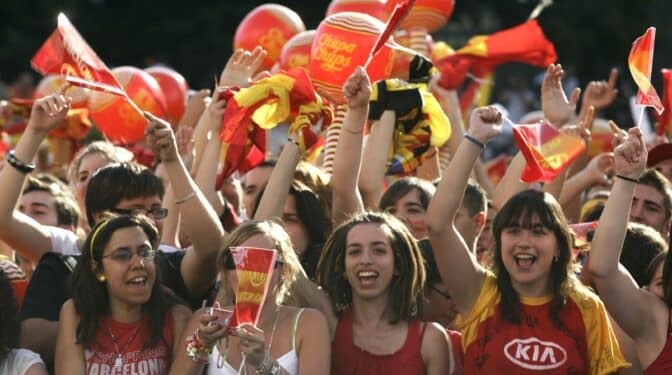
[217,220,302,305]
[68,141,134,184]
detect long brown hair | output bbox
[316,212,425,323]
[492,190,581,327]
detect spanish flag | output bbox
[437,20,557,90]
[219,68,333,179]
[656,69,672,136]
[628,27,664,115]
[512,122,585,183]
[31,13,126,98]
[227,247,277,329]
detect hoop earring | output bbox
[553,256,559,263]
[97,274,107,282]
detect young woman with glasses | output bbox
[170,220,331,375]
[55,213,191,374]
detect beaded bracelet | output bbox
[186,333,212,365]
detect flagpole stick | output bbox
[123,95,146,118]
[637,106,645,128]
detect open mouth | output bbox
[514,254,536,269]
[357,271,379,286]
[127,276,148,287]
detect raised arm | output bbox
[254,133,301,220]
[144,113,224,296]
[54,300,85,375]
[0,94,70,261]
[589,127,667,341]
[194,94,227,216]
[427,106,502,315]
[331,67,370,225]
[358,111,395,210]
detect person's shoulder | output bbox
[423,321,449,342]
[170,304,192,322]
[565,279,603,308]
[294,308,329,334]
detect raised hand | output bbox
[194,312,229,349]
[582,68,619,111]
[180,89,211,128]
[202,91,227,133]
[219,47,268,88]
[608,120,628,148]
[614,127,647,179]
[467,105,503,144]
[144,112,179,163]
[585,152,615,187]
[27,94,71,135]
[542,64,581,127]
[343,66,371,110]
[560,105,594,142]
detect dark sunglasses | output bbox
[110,207,168,220]
[102,248,157,263]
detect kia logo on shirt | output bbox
[503,337,568,370]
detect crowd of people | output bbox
[0,33,671,375]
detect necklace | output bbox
[216,306,282,371]
[108,322,142,369]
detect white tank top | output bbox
[206,309,303,375]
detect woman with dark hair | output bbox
[378,177,436,240]
[317,211,450,374]
[645,252,667,299]
[170,220,330,375]
[254,181,330,280]
[427,105,627,373]
[590,127,672,372]
[55,214,191,374]
[0,269,47,375]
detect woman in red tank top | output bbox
[590,128,672,373]
[54,214,191,374]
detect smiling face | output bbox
[499,219,559,296]
[344,223,396,302]
[97,225,157,307]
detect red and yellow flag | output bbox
[437,20,557,89]
[31,13,126,98]
[228,247,277,329]
[219,68,332,179]
[485,154,508,187]
[628,27,664,115]
[512,122,585,183]
[656,69,672,135]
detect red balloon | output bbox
[34,75,88,108]
[88,67,167,145]
[145,66,189,126]
[234,4,306,71]
[310,12,394,105]
[326,0,389,22]
[387,0,455,33]
[279,30,315,72]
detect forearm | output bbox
[492,153,529,209]
[190,112,211,176]
[160,184,181,247]
[427,139,482,232]
[543,168,567,200]
[254,140,301,220]
[20,319,58,366]
[359,111,395,210]
[559,170,593,207]
[590,179,636,277]
[164,157,223,256]
[194,133,225,215]
[331,106,367,225]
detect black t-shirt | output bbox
[20,252,76,321]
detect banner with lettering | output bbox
[512,122,585,183]
[229,247,277,328]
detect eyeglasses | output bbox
[430,285,452,301]
[102,248,157,263]
[110,207,168,220]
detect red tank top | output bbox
[84,309,174,375]
[331,308,426,375]
[644,312,672,374]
